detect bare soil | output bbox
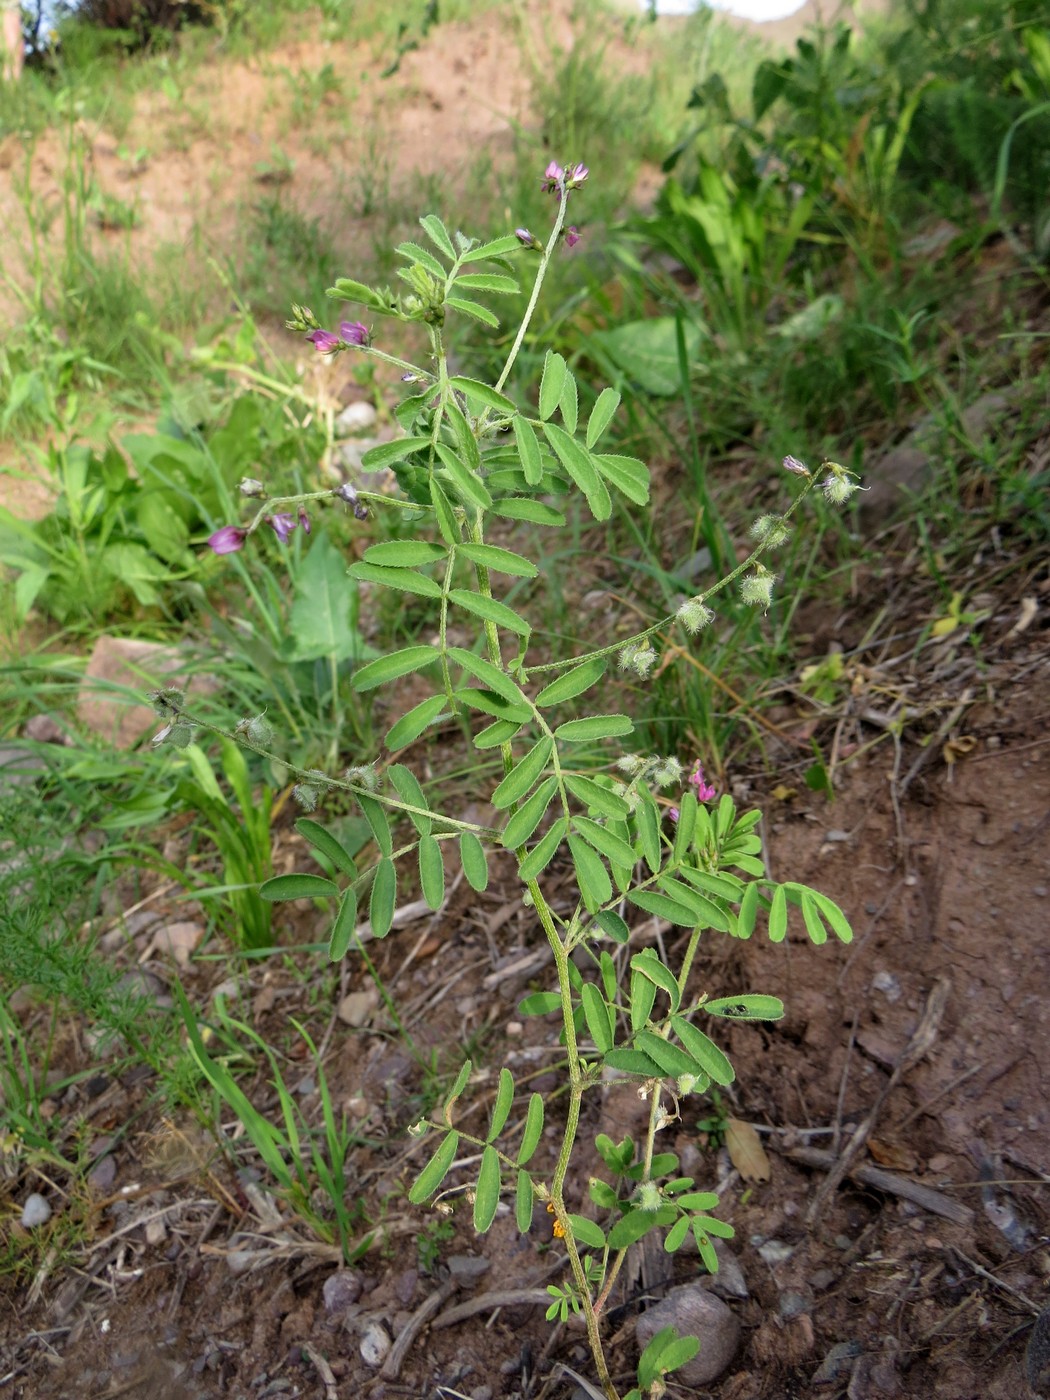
[3,3,1049,1399]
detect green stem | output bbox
[494,189,568,395]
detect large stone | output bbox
[635,1283,740,1385]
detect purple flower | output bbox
[564,226,581,249]
[339,320,370,347]
[565,162,589,189]
[307,329,340,354]
[541,160,564,194]
[297,507,311,535]
[668,806,680,823]
[334,481,369,520]
[207,525,248,555]
[688,761,717,803]
[515,227,542,250]
[267,513,297,543]
[782,454,810,476]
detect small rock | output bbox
[88,1155,117,1192]
[694,1238,749,1300]
[470,1388,493,1400]
[394,1268,418,1305]
[337,988,379,1028]
[825,829,850,843]
[144,1217,167,1247]
[323,1270,363,1314]
[447,1255,490,1284]
[780,1290,811,1319]
[1027,1307,1050,1396]
[360,1322,391,1368]
[226,1250,255,1275]
[871,971,901,1002]
[635,1285,740,1385]
[145,920,204,968]
[757,1238,795,1266]
[21,1193,52,1227]
[23,714,70,744]
[812,1339,863,1385]
[337,401,378,434]
[808,1268,836,1291]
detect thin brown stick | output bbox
[786,1145,974,1226]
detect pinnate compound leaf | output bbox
[295,819,358,880]
[369,858,397,938]
[538,351,567,421]
[328,887,358,961]
[408,1129,459,1203]
[492,738,553,810]
[459,832,489,891]
[586,387,621,448]
[474,1145,501,1233]
[353,645,438,693]
[260,873,339,902]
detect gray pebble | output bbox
[21,1193,52,1227]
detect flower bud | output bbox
[821,460,864,505]
[676,597,714,635]
[236,713,274,747]
[637,1181,662,1212]
[651,757,683,789]
[239,477,266,498]
[740,566,776,610]
[749,514,790,547]
[781,454,810,476]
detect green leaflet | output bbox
[670,1015,735,1085]
[436,444,492,511]
[539,350,567,421]
[460,233,523,262]
[554,714,633,743]
[419,214,455,258]
[474,1144,501,1233]
[353,645,438,692]
[347,562,442,598]
[518,1092,544,1164]
[534,656,608,707]
[260,873,338,902]
[501,777,558,849]
[573,814,637,870]
[456,542,537,578]
[408,1129,459,1203]
[512,415,543,487]
[446,295,499,328]
[568,833,612,912]
[359,436,431,470]
[386,694,449,750]
[517,817,568,881]
[369,857,397,938]
[295,819,358,880]
[418,834,445,910]
[563,774,631,821]
[328,887,358,961]
[363,540,448,567]
[447,646,528,706]
[489,498,566,526]
[586,387,621,448]
[488,1066,515,1141]
[447,588,530,637]
[459,832,489,891]
[491,738,553,810]
[542,421,611,521]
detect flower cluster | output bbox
[306,320,371,355]
[667,759,717,822]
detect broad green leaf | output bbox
[296,819,359,880]
[591,316,703,396]
[474,1144,501,1233]
[489,498,565,526]
[359,436,432,470]
[563,774,631,820]
[569,1215,606,1250]
[358,793,393,856]
[386,694,448,750]
[512,415,543,487]
[369,857,397,938]
[364,540,448,567]
[348,562,443,598]
[554,714,633,743]
[538,350,567,421]
[446,295,499,327]
[534,656,608,707]
[631,949,682,1013]
[568,834,612,912]
[670,1016,735,1085]
[388,763,431,835]
[603,1047,664,1078]
[559,370,578,434]
[768,884,788,943]
[459,832,489,891]
[448,646,528,706]
[453,274,519,296]
[408,1129,459,1203]
[488,1066,515,1141]
[542,421,611,521]
[678,867,744,901]
[627,889,697,927]
[419,213,455,258]
[418,834,445,910]
[287,531,363,663]
[586,387,621,448]
[502,777,558,849]
[592,453,650,507]
[573,815,637,870]
[328,887,358,961]
[456,542,538,578]
[491,738,553,810]
[461,233,523,262]
[607,1206,676,1250]
[447,588,530,637]
[260,873,339,902]
[518,1092,544,1164]
[664,1216,691,1254]
[704,994,785,1020]
[353,645,438,692]
[518,817,568,881]
[436,444,493,511]
[515,1169,534,1233]
[581,983,614,1053]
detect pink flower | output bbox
[207,526,248,555]
[541,160,565,194]
[339,320,370,347]
[688,761,716,802]
[267,513,297,543]
[307,329,340,353]
[565,162,589,189]
[668,806,680,823]
[297,507,311,534]
[564,226,581,249]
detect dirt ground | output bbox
[3,2,1050,1398]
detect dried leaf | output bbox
[942,734,977,765]
[725,1117,771,1182]
[868,1137,917,1171]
